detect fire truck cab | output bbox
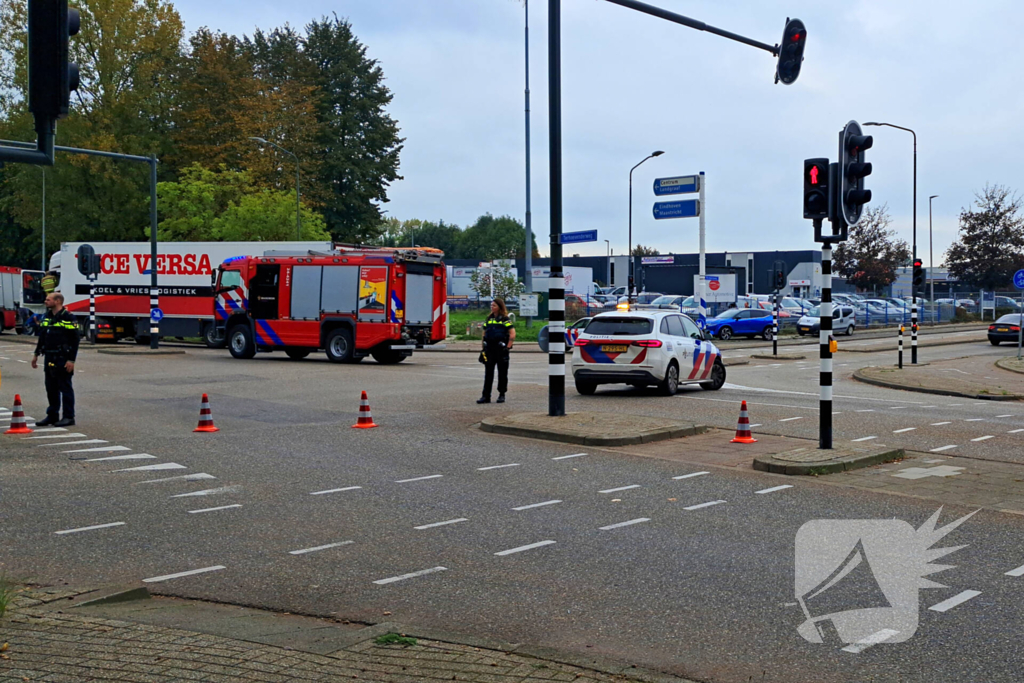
[214,248,448,364]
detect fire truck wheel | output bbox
[325,328,355,363]
[228,325,257,359]
[204,322,228,349]
[285,348,311,360]
[371,348,406,365]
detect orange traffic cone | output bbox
[193,393,220,433]
[5,394,33,435]
[351,390,378,429]
[730,400,757,444]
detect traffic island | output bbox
[96,347,186,356]
[753,442,904,476]
[996,357,1024,374]
[853,359,1024,400]
[480,411,707,447]
[749,352,806,361]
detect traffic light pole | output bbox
[820,233,833,450]
[0,138,160,350]
[547,0,565,417]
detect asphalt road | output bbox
[2,333,1023,683]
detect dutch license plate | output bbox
[997,328,1009,332]
[116,327,125,333]
[601,344,628,353]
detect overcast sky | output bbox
[175,0,1024,264]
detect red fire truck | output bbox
[214,247,448,363]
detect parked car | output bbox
[705,308,775,341]
[570,310,726,395]
[797,305,856,336]
[566,317,592,347]
[994,296,1022,310]
[636,295,688,311]
[935,297,976,308]
[617,292,664,306]
[988,314,1023,345]
[780,297,810,316]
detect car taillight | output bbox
[574,338,589,346]
[990,325,997,331]
[1012,326,1021,332]
[632,339,663,348]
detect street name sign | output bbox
[560,229,598,245]
[653,199,700,220]
[653,175,700,196]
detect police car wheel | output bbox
[659,362,680,396]
[700,360,726,391]
[574,379,597,395]
[228,325,256,359]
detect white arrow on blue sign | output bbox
[653,175,700,197]
[150,308,164,323]
[653,199,700,220]
[1014,269,1024,290]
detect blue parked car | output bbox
[705,308,775,341]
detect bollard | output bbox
[897,325,905,368]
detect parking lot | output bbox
[2,330,1024,682]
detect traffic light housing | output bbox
[803,158,829,220]
[774,270,786,291]
[775,18,807,85]
[912,259,924,288]
[28,0,81,127]
[77,244,99,277]
[839,120,873,226]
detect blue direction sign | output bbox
[560,229,598,245]
[653,199,700,220]
[653,175,700,197]
[1014,269,1024,290]
[150,308,164,323]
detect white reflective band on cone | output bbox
[549,364,566,376]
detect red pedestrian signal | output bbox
[803,158,829,220]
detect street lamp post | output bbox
[250,137,301,240]
[864,122,917,361]
[523,0,534,329]
[41,170,46,271]
[604,239,610,287]
[929,195,938,312]
[628,150,664,303]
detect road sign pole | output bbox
[89,275,96,344]
[773,292,778,356]
[898,325,904,369]
[698,172,706,329]
[820,240,833,450]
[547,0,565,417]
[1019,290,1023,361]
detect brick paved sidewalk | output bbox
[0,587,685,683]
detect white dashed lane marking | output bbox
[779,417,803,422]
[929,590,981,613]
[996,415,1013,418]
[684,500,726,511]
[54,522,125,535]
[513,500,562,511]
[672,472,709,480]
[373,566,447,585]
[756,485,793,494]
[893,428,916,434]
[552,453,586,460]
[1009,429,1024,434]
[170,486,240,498]
[395,475,443,484]
[188,504,242,514]
[113,463,185,472]
[38,439,107,448]
[930,445,958,452]
[414,518,468,530]
[1006,564,1024,578]
[310,486,362,495]
[83,453,154,462]
[140,473,216,484]
[971,436,995,442]
[143,566,226,583]
[25,433,86,440]
[66,446,132,455]
[931,422,952,426]
[495,540,556,556]
[599,518,650,531]
[599,485,640,494]
[288,541,354,555]
[965,418,984,422]
[852,436,877,442]
[841,628,900,654]
[477,463,520,471]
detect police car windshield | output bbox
[585,317,653,336]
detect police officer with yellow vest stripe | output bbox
[477,298,516,404]
[31,293,80,427]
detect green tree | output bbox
[833,204,911,293]
[412,220,463,256]
[469,263,524,301]
[216,191,329,242]
[945,185,1024,290]
[631,244,660,256]
[304,16,403,242]
[459,214,537,260]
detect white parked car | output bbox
[570,310,726,395]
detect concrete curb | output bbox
[838,335,986,353]
[753,445,905,476]
[479,417,708,447]
[96,348,186,356]
[995,357,1024,374]
[852,367,1023,401]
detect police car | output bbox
[570,309,726,395]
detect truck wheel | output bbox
[371,348,406,364]
[285,348,311,360]
[203,322,228,349]
[700,360,726,391]
[325,328,354,363]
[228,325,256,359]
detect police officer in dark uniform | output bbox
[477,298,516,404]
[32,292,80,427]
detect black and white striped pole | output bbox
[772,293,779,356]
[547,0,565,417]
[88,275,96,344]
[911,303,918,364]
[898,324,904,369]
[820,242,833,450]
